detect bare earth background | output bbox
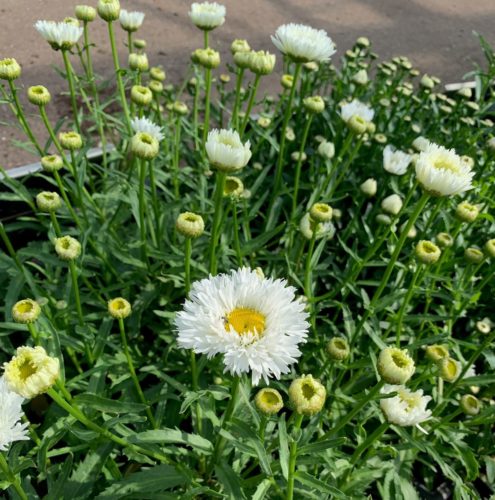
[1,0,495,169]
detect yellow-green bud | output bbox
[484,239,495,258]
[97,0,120,22]
[133,39,146,49]
[347,115,368,135]
[27,85,51,106]
[455,201,479,223]
[410,69,420,77]
[288,374,326,416]
[175,212,205,238]
[425,344,449,363]
[291,151,306,163]
[303,95,325,114]
[285,127,295,141]
[464,247,484,264]
[352,69,368,86]
[378,347,415,384]
[436,232,454,248]
[41,155,64,172]
[257,116,271,128]
[108,297,132,319]
[376,214,392,226]
[247,50,276,75]
[360,178,377,197]
[460,394,481,416]
[281,74,293,90]
[129,53,149,72]
[476,318,492,334]
[381,194,403,215]
[317,140,335,159]
[310,203,332,222]
[173,101,188,116]
[438,357,460,383]
[131,132,159,159]
[231,39,250,55]
[223,176,244,198]
[12,299,41,324]
[420,74,434,89]
[356,36,370,48]
[466,101,479,112]
[36,191,62,212]
[367,122,376,134]
[0,58,21,81]
[55,235,81,260]
[75,5,97,22]
[415,240,441,264]
[233,50,251,69]
[59,131,83,151]
[150,66,166,81]
[131,85,152,106]
[254,388,283,415]
[374,133,387,144]
[149,80,163,94]
[304,61,319,71]
[220,73,230,84]
[196,48,220,69]
[326,337,350,361]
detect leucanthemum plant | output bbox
[0,1,494,498]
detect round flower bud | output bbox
[347,115,368,135]
[310,203,332,223]
[131,85,152,106]
[332,208,342,221]
[376,214,392,226]
[461,156,475,169]
[425,344,449,363]
[420,74,434,89]
[133,38,146,50]
[360,178,377,197]
[476,318,492,334]
[352,69,368,86]
[466,101,479,112]
[27,85,51,106]
[415,240,441,265]
[455,201,479,223]
[131,132,159,160]
[108,297,132,319]
[41,155,63,173]
[59,131,82,151]
[280,74,293,90]
[285,127,295,141]
[381,194,403,216]
[223,176,244,198]
[257,116,271,128]
[55,235,81,260]
[356,36,370,48]
[487,137,495,152]
[378,347,415,385]
[220,73,230,84]
[460,394,481,416]
[175,212,205,238]
[150,66,166,82]
[63,17,80,27]
[12,299,41,324]
[248,50,276,76]
[303,95,325,114]
[75,5,97,22]
[97,0,120,22]
[326,337,350,361]
[254,388,283,415]
[291,151,306,163]
[3,346,59,399]
[367,122,376,134]
[484,239,495,258]
[231,39,250,54]
[196,48,220,69]
[0,58,21,81]
[374,133,387,144]
[288,374,326,416]
[400,221,417,239]
[129,53,149,72]
[436,232,454,249]
[173,101,189,116]
[304,62,319,71]
[412,136,429,152]
[149,80,163,94]
[438,357,460,383]
[317,140,335,159]
[464,247,484,264]
[36,191,61,212]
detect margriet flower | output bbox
[119,9,144,32]
[174,268,309,385]
[35,20,83,50]
[299,213,335,240]
[255,388,284,415]
[54,235,81,260]
[288,374,326,415]
[0,58,21,80]
[131,116,164,141]
[0,377,29,451]
[176,212,205,238]
[340,99,374,124]
[380,385,431,429]
[383,145,412,176]
[189,2,226,30]
[12,299,41,324]
[205,129,251,172]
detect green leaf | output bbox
[75,393,147,414]
[298,437,346,456]
[215,462,247,500]
[294,471,346,497]
[278,414,289,480]
[130,429,213,455]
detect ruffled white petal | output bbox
[35,20,83,47]
[131,117,164,142]
[205,129,251,172]
[0,377,29,451]
[383,145,412,176]
[119,10,145,31]
[189,2,226,30]
[340,99,374,123]
[380,384,432,427]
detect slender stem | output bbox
[192,74,200,150]
[69,150,88,220]
[232,68,245,131]
[173,116,182,197]
[0,453,27,500]
[240,74,261,136]
[49,211,62,236]
[286,413,304,500]
[62,50,81,134]
[209,172,226,274]
[304,233,317,301]
[53,170,81,228]
[148,159,160,239]
[395,264,423,346]
[27,323,40,345]
[231,201,243,267]
[127,31,133,55]
[202,68,212,146]
[184,237,192,294]
[203,30,209,48]
[138,158,149,265]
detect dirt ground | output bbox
[1,0,495,169]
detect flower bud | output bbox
[223,176,244,198]
[254,388,283,415]
[97,0,120,22]
[281,74,293,89]
[381,194,402,216]
[356,36,370,48]
[352,69,368,86]
[484,239,495,258]
[173,101,189,116]
[285,127,295,141]
[425,344,449,363]
[366,122,376,134]
[475,318,492,334]
[376,214,392,226]
[233,50,251,69]
[248,50,276,75]
[303,95,325,114]
[455,201,479,223]
[59,131,82,151]
[317,140,335,159]
[288,374,326,416]
[466,101,479,112]
[304,61,318,71]
[435,232,453,248]
[400,221,417,239]
[374,133,387,144]
[460,394,481,416]
[12,299,41,324]
[487,137,495,152]
[310,203,332,223]
[129,53,149,72]
[347,115,368,135]
[464,247,484,264]
[63,17,80,27]
[220,73,230,84]
[27,85,51,106]
[108,297,132,319]
[131,85,152,106]
[412,136,429,152]
[75,5,97,22]
[415,240,441,264]
[231,39,250,54]
[360,178,377,197]
[257,116,271,128]
[175,212,205,238]
[378,347,415,384]
[131,132,159,159]
[149,80,163,94]
[327,337,350,361]
[196,48,220,69]
[291,151,306,163]
[55,235,81,260]
[133,38,146,49]
[150,66,166,81]
[420,74,434,89]
[0,58,21,81]
[438,357,460,382]
[36,191,61,212]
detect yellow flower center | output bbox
[225,308,265,336]
[391,351,408,368]
[260,390,280,407]
[218,136,238,148]
[301,381,316,400]
[398,390,419,412]
[16,301,34,314]
[433,157,459,173]
[18,359,37,381]
[111,299,126,311]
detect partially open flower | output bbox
[35,20,83,50]
[380,385,431,428]
[340,100,374,132]
[326,337,350,361]
[54,235,81,260]
[36,191,62,212]
[464,247,484,264]
[310,203,332,223]
[456,201,479,223]
[360,178,377,197]
[189,1,226,31]
[59,131,83,151]
[378,347,415,384]
[176,212,205,238]
[383,145,412,176]
[97,0,121,22]
[119,9,144,32]
[438,357,460,382]
[425,344,449,362]
[12,299,41,324]
[205,129,251,172]
[231,39,250,54]
[108,298,132,319]
[223,176,244,198]
[195,48,221,69]
[0,58,21,81]
[3,346,59,399]
[129,53,149,72]
[248,50,276,76]
[131,116,164,141]
[131,85,152,106]
[27,85,51,106]
[303,95,325,114]
[436,232,454,248]
[131,132,159,159]
[255,388,283,415]
[460,394,481,416]
[75,5,97,22]
[415,240,441,264]
[0,377,30,451]
[150,66,166,81]
[289,374,326,415]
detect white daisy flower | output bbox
[271,23,336,63]
[34,20,83,50]
[205,129,251,172]
[383,145,412,176]
[340,99,374,123]
[119,9,145,32]
[299,213,335,240]
[131,117,164,142]
[189,2,226,31]
[0,377,29,451]
[380,384,431,430]
[415,142,474,196]
[175,268,309,385]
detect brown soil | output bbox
[1,0,494,169]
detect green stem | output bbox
[0,453,27,500]
[27,322,40,345]
[231,201,243,267]
[138,158,149,265]
[127,31,133,55]
[148,159,160,240]
[240,74,261,136]
[286,413,304,500]
[209,172,226,274]
[395,264,423,346]
[52,170,81,229]
[173,116,182,197]
[203,30,209,48]
[192,74,200,150]
[184,237,192,295]
[304,233,317,301]
[202,68,212,146]
[62,50,81,134]
[232,68,245,131]
[49,210,62,236]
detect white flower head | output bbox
[35,20,83,50]
[175,268,309,385]
[271,23,336,63]
[131,117,164,142]
[415,142,474,196]
[340,99,374,123]
[189,2,226,30]
[383,145,412,176]
[380,384,431,430]
[205,129,251,172]
[119,9,145,32]
[0,377,29,451]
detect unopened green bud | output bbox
[460,394,481,416]
[303,95,325,114]
[484,239,495,258]
[356,36,370,48]
[326,337,350,361]
[59,131,82,150]
[438,357,460,383]
[129,52,149,71]
[0,58,21,81]
[476,318,492,334]
[131,132,159,159]
[133,39,146,49]
[281,74,293,89]
[75,5,97,22]
[27,85,51,105]
[12,299,41,324]
[248,50,276,75]
[415,240,441,264]
[464,247,484,264]
[310,203,332,222]
[381,194,402,215]
[233,50,251,69]
[108,297,132,319]
[36,191,61,212]
[378,347,415,384]
[41,155,64,172]
[149,80,163,94]
[425,344,449,363]
[436,232,454,248]
[176,212,204,238]
[97,0,120,22]
[288,374,326,416]
[347,115,368,135]
[231,39,250,54]
[55,235,81,260]
[455,201,479,223]
[150,66,166,81]
[173,101,189,116]
[220,73,230,84]
[131,85,152,106]
[420,74,434,89]
[360,178,377,197]
[254,388,283,415]
[195,48,220,69]
[223,176,244,198]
